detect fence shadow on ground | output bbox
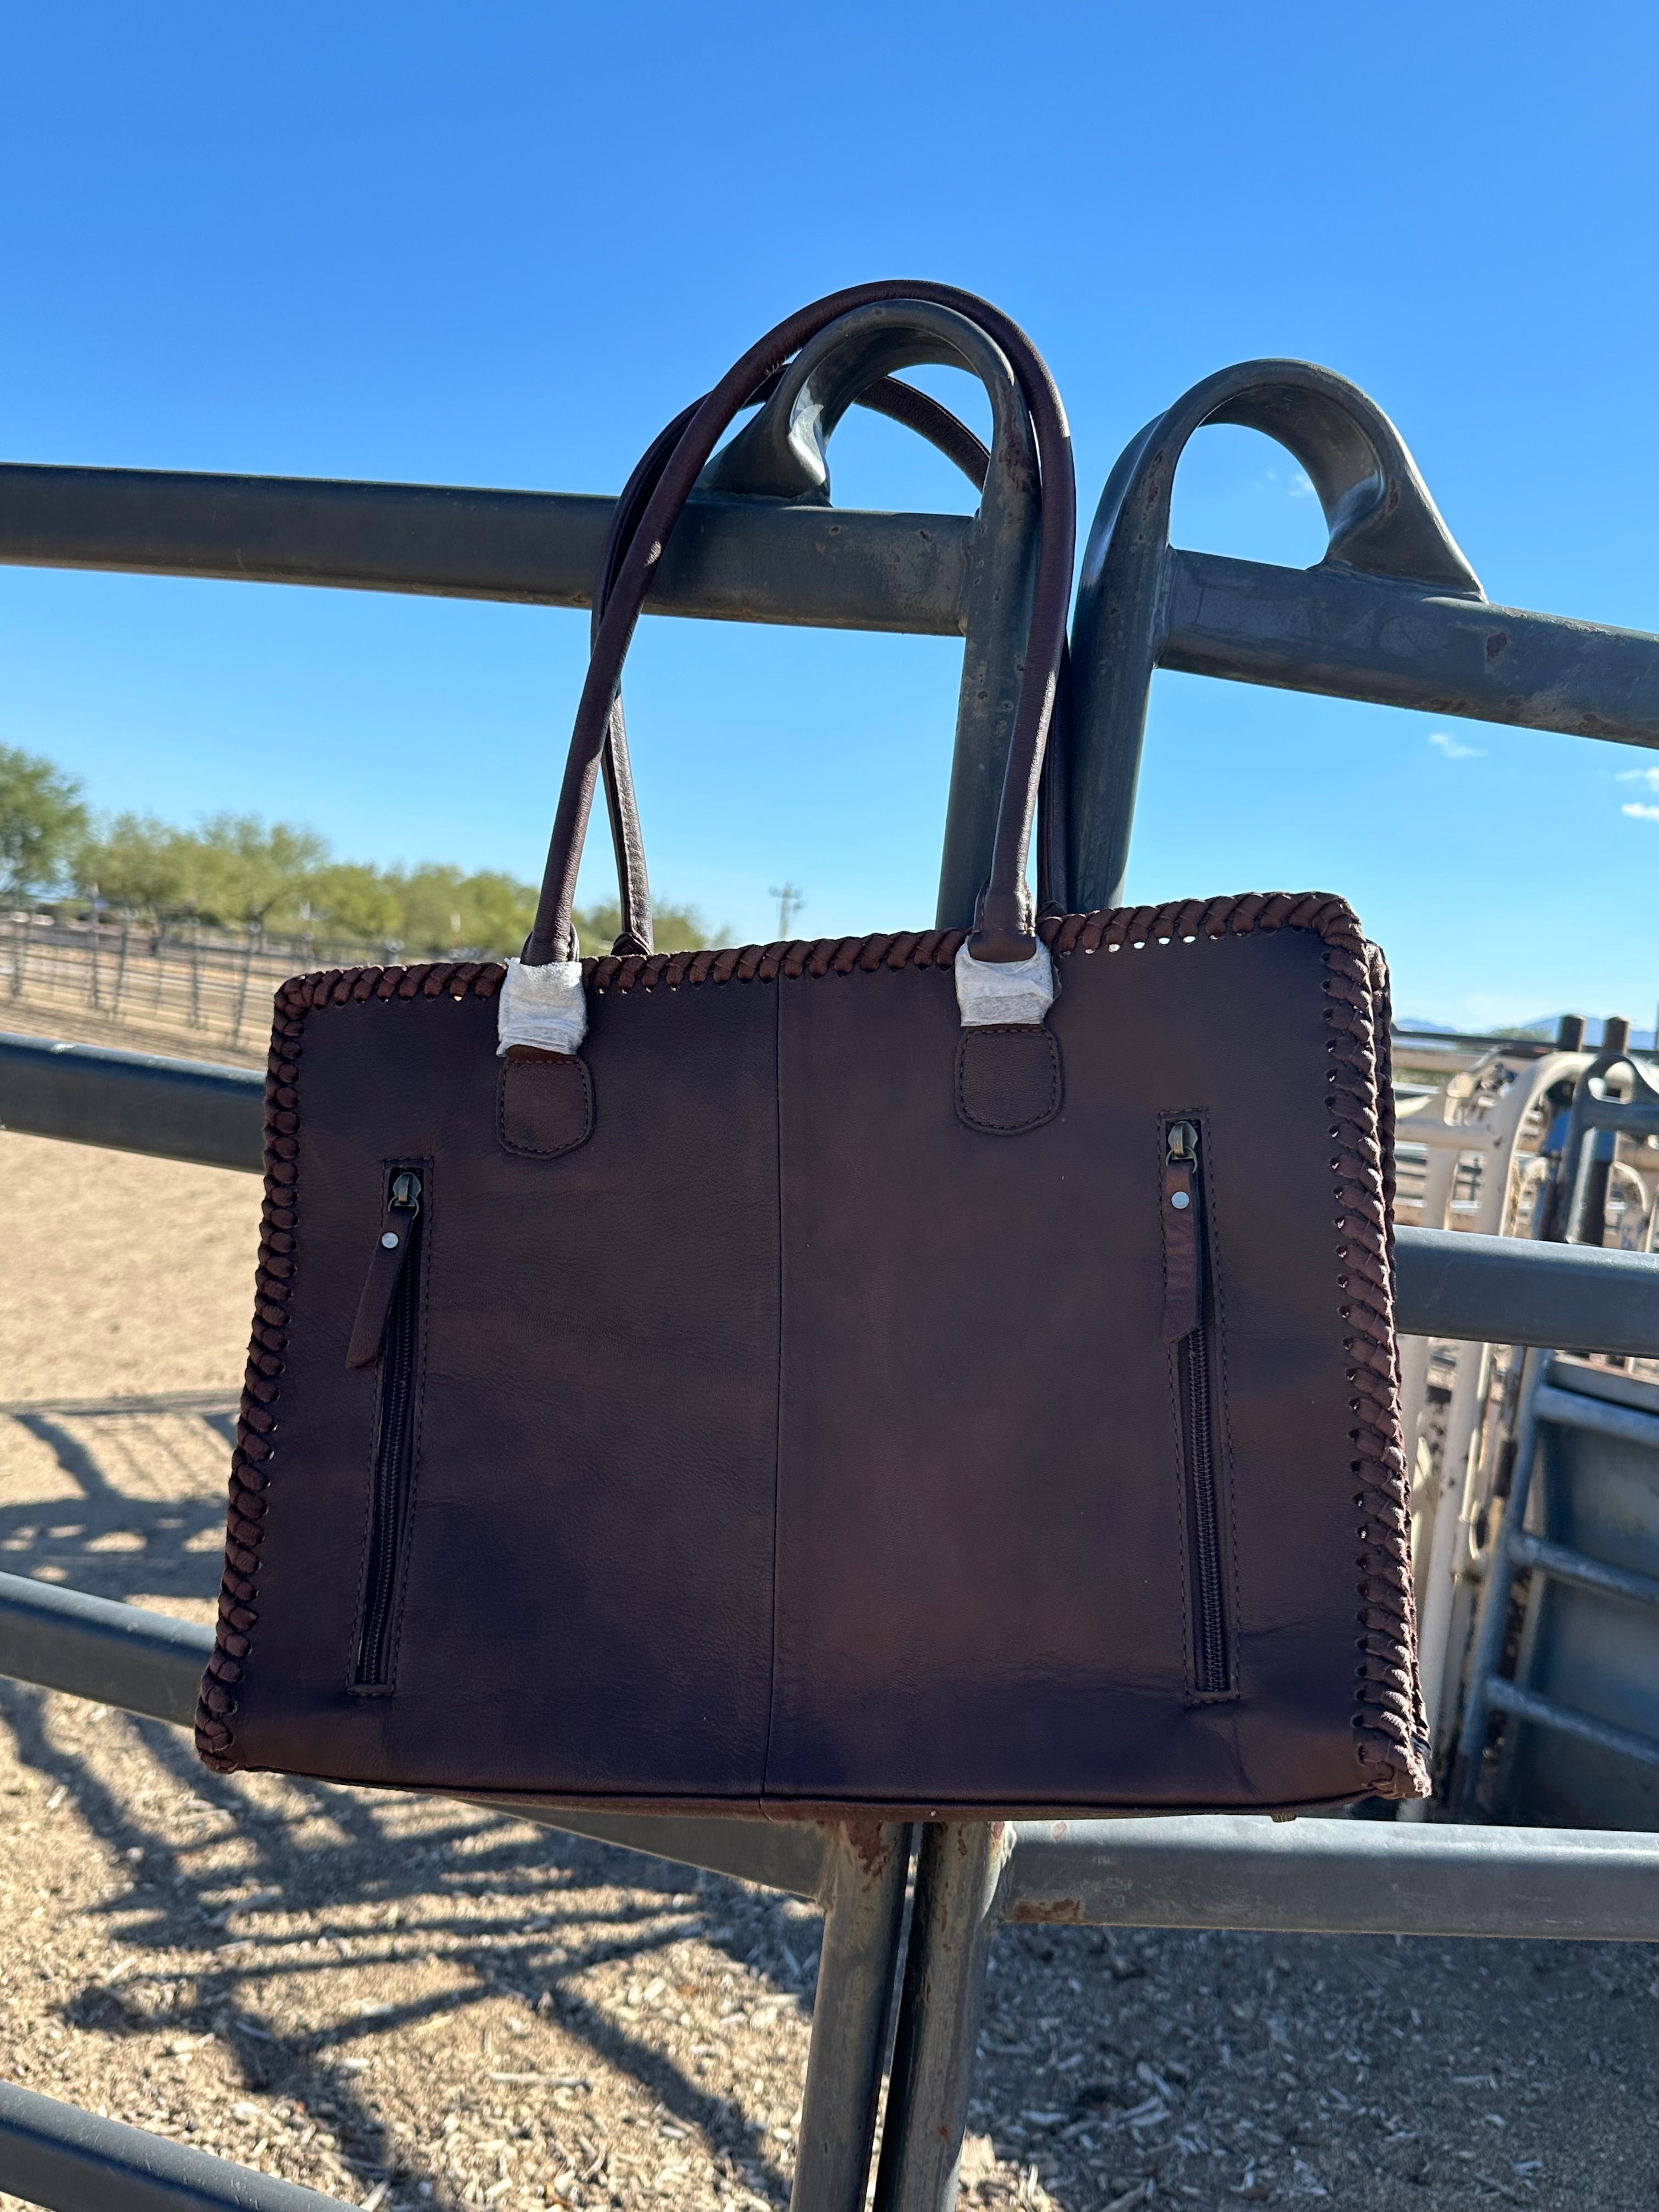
[0,1400,817,2210]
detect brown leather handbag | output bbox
[196,282,1427,1815]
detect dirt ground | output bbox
[0,1004,1654,2211]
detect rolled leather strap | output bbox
[526,280,1074,968]
[585,368,1030,956]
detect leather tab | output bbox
[498,1047,594,1159]
[1160,1157,1201,1343]
[347,1170,421,1370]
[953,1025,1062,1137]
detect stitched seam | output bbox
[760,978,784,1796]
[1160,1118,1195,1699]
[194,961,503,1770]
[1368,941,1429,1753]
[1160,1107,1232,1705]
[381,1154,436,1694]
[496,1059,594,1158]
[266,902,1369,1005]
[343,1150,411,1692]
[953,1029,1062,1133]
[1321,921,1426,1799]
[1194,1107,1242,1705]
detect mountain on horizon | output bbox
[1398,1014,1656,1048]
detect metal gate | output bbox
[4,342,1659,2212]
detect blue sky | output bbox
[2,5,1656,1030]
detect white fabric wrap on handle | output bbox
[495,946,1047,1052]
[496,957,588,1058]
[953,939,1056,1027]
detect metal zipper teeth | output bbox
[1181,1320,1228,1694]
[1167,1119,1228,1696]
[355,1220,421,1688]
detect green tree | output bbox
[394,865,472,954]
[74,812,190,922]
[306,861,403,945]
[0,746,88,900]
[387,865,541,956]
[185,816,328,936]
[574,898,713,953]
[456,870,540,955]
[43,737,710,957]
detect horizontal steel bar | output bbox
[8,1573,1659,1928]
[1392,1028,1553,1057]
[0,1571,826,1898]
[1483,1677,1659,1772]
[1164,549,1659,749]
[1394,1228,1659,1356]
[1577,1098,1659,1133]
[0,463,970,635]
[1510,1528,1659,1611]
[0,1032,263,1171]
[1002,1813,1659,1938]
[1534,1379,1659,1448]
[11,1040,1659,1357]
[0,1571,210,1727]
[0,2076,349,2212]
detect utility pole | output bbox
[769,882,804,940]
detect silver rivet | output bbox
[381,1232,400,1248]
[1170,1190,1190,1210]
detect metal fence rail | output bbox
[0,1568,904,2212]
[1065,358,1659,909]
[9,350,1659,2212]
[9,1026,1659,1352]
[3,915,336,1053]
[3,1567,1657,1955]
[7,450,1658,757]
[0,462,972,635]
[3,1565,1656,2212]
[0,1032,264,1172]
[0,2079,352,2212]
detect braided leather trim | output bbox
[196,908,1425,1801]
[195,962,505,1770]
[1322,919,1429,1798]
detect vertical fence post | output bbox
[873,1822,1012,2212]
[788,1822,911,2212]
[112,914,129,1021]
[188,915,202,1028]
[1453,1345,1549,1814]
[232,931,257,1047]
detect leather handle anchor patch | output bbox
[954,1024,1063,1136]
[497,1047,595,1159]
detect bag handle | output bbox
[590,369,1003,956]
[524,282,1074,968]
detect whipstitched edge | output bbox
[195,896,1427,1801]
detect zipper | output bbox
[1163,1120,1231,1696]
[351,1166,426,1691]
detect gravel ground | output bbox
[0,1032,1654,2211]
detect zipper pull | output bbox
[347,1170,422,1370]
[1161,1121,1203,1344]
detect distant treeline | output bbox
[0,744,708,956]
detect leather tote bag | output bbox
[197,281,1427,1815]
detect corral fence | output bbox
[2,911,433,1053]
[3,337,1659,2212]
